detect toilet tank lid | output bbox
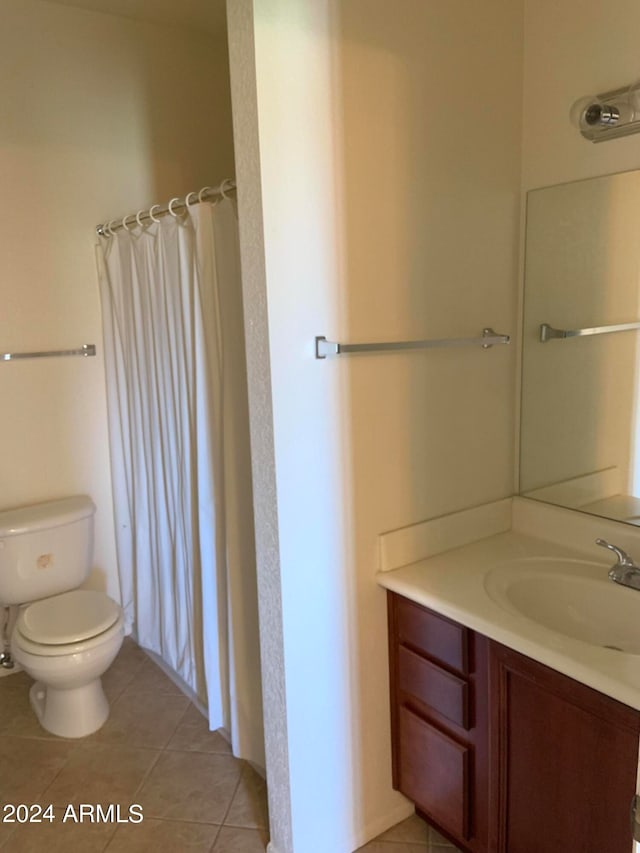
[0,496,96,537]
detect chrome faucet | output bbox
[596,538,640,591]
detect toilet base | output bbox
[30,678,109,738]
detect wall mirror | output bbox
[520,169,640,526]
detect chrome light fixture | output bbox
[570,80,640,142]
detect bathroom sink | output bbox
[485,557,640,654]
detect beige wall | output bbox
[235,1,523,849]
[0,0,234,599]
[339,0,522,841]
[523,0,640,189]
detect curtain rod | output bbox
[96,179,236,237]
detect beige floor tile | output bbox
[91,690,189,749]
[102,640,147,703]
[105,818,219,852]
[225,765,268,829]
[0,672,109,742]
[0,670,32,692]
[375,814,429,844]
[122,656,185,697]
[212,826,269,853]
[0,681,39,736]
[118,638,148,667]
[0,736,74,802]
[166,704,232,754]
[137,750,242,824]
[0,697,72,742]
[0,659,133,740]
[101,672,132,706]
[0,819,15,849]
[41,743,159,808]
[1,807,116,853]
[429,826,457,848]
[0,638,269,851]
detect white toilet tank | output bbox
[0,496,96,605]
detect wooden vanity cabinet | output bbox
[387,592,491,852]
[387,591,640,853]
[490,642,640,853]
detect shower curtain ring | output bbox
[135,209,146,228]
[121,214,133,232]
[149,204,162,223]
[168,197,181,217]
[107,220,118,236]
[198,186,213,203]
[220,179,234,199]
[185,191,198,208]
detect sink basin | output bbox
[485,557,640,654]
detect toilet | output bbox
[0,496,124,738]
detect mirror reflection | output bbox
[520,170,640,525]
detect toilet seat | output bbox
[18,590,120,645]
[14,591,123,657]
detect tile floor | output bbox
[357,814,460,852]
[0,638,460,853]
[0,638,269,852]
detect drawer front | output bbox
[396,597,469,675]
[398,705,470,839]
[398,645,470,729]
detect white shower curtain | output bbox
[96,198,264,767]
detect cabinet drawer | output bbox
[396,597,469,675]
[398,705,470,839]
[398,645,470,729]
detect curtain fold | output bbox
[96,199,264,767]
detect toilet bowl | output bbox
[11,589,124,738]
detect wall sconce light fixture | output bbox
[570,80,640,143]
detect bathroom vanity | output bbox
[388,591,640,852]
[378,498,640,853]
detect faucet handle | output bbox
[596,538,633,566]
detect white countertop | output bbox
[377,528,640,711]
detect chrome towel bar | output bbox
[315,328,510,359]
[540,321,640,342]
[1,344,96,362]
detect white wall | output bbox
[523,0,640,189]
[229,1,523,850]
[0,0,234,599]
[244,5,358,851]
